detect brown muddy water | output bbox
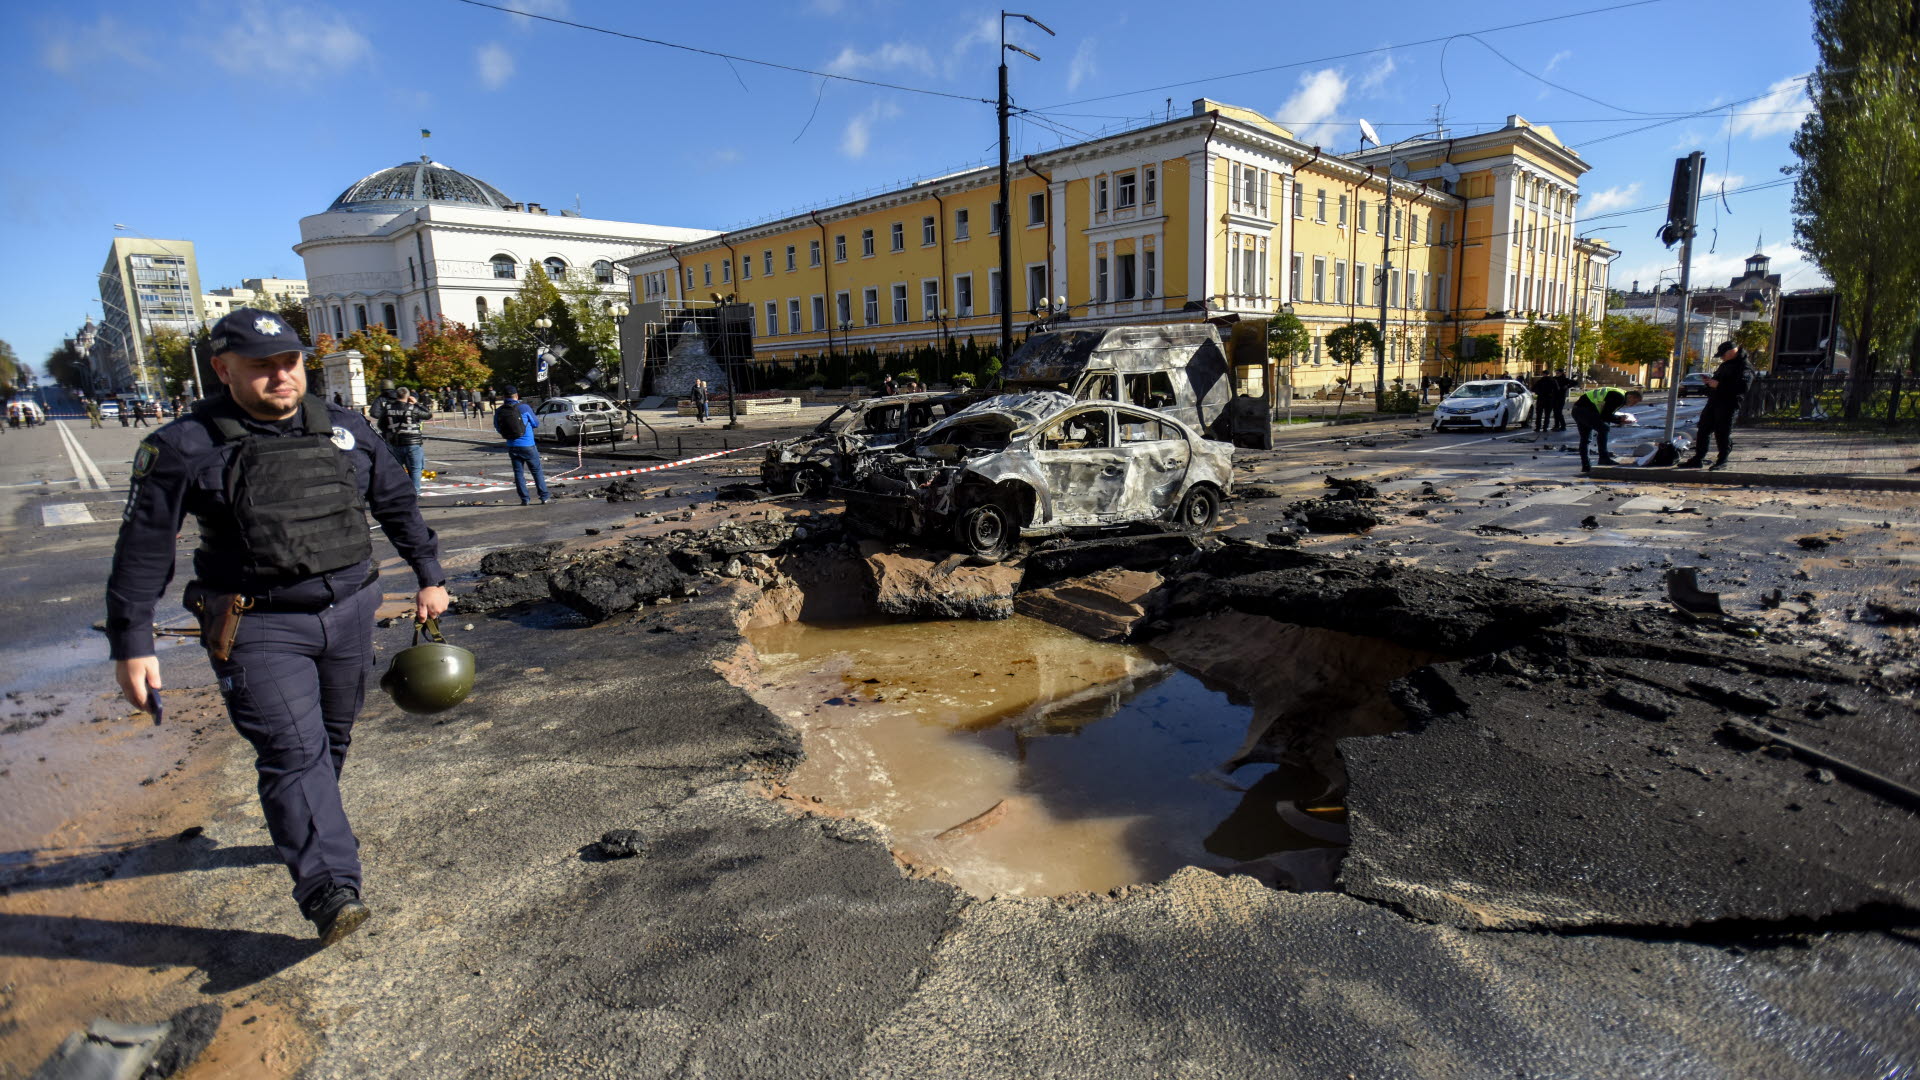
[745,614,1426,897]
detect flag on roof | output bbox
[420,129,432,138]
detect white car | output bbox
[1432,380,1535,432]
[532,394,622,445]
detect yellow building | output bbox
[620,100,1596,395]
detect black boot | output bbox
[303,883,370,947]
[1675,458,1704,469]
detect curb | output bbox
[1586,465,1920,492]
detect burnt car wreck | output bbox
[761,391,983,496]
[841,391,1234,559]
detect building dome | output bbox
[328,156,514,212]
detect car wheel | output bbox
[794,465,832,498]
[954,502,1013,560]
[1494,410,1509,432]
[1175,485,1220,531]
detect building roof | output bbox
[328,156,514,212]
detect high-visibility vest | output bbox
[1581,387,1624,411]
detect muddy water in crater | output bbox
[746,615,1395,897]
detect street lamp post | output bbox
[998,10,1054,372]
[380,343,393,385]
[609,303,630,398]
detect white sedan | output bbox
[1432,380,1535,432]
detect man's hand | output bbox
[1703,377,1720,388]
[416,585,451,623]
[115,656,162,711]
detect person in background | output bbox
[493,386,548,505]
[87,399,103,428]
[1530,372,1560,433]
[692,379,710,423]
[1676,341,1752,471]
[377,386,433,491]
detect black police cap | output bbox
[209,308,313,360]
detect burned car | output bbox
[1004,323,1272,448]
[762,391,984,496]
[841,391,1234,559]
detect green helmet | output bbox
[380,618,476,715]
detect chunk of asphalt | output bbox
[592,830,648,860]
[1684,676,1783,714]
[1605,683,1680,722]
[479,541,566,577]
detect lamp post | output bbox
[998,10,1054,372]
[934,307,953,381]
[380,342,393,384]
[532,315,555,389]
[609,303,630,398]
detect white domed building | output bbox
[295,157,714,346]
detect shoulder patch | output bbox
[131,441,160,479]
[330,426,356,451]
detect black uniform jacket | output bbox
[105,392,445,660]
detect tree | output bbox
[273,299,310,343]
[145,328,196,397]
[1264,311,1311,407]
[46,340,86,389]
[1325,322,1382,410]
[0,339,18,390]
[413,317,491,391]
[310,332,341,375]
[1599,315,1673,381]
[1513,319,1559,371]
[1448,334,1504,380]
[1789,0,1920,416]
[342,324,411,386]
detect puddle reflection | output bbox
[746,616,1357,897]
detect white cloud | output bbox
[40,15,155,75]
[1068,38,1098,93]
[1583,183,1641,215]
[478,43,514,90]
[1702,172,1746,193]
[842,100,900,158]
[206,0,370,80]
[1276,68,1349,146]
[1729,75,1811,138]
[1359,53,1397,93]
[1670,129,1705,151]
[826,41,934,76]
[1542,49,1573,75]
[504,0,568,30]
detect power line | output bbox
[446,0,991,104]
[1030,0,1670,111]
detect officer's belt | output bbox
[222,563,380,613]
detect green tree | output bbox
[343,324,411,386]
[1264,311,1311,405]
[1448,334,1504,380]
[1599,315,1673,379]
[0,339,18,389]
[145,328,196,397]
[46,340,86,389]
[1513,319,1559,371]
[413,317,491,391]
[1789,0,1920,414]
[273,298,310,343]
[1325,322,1382,408]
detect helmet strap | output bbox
[413,617,447,646]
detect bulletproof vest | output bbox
[202,397,371,583]
[383,399,425,444]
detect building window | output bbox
[333,307,344,335]
[809,240,821,267]
[989,202,1003,235]
[835,235,847,262]
[1117,172,1137,209]
[1338,194,1348,227]
[703,263,712,285]
[1355,263,1368,307]
[987,268,1002,314]
[789,299,802,334]
[890,222,904,251]
[492,255,517,279]
[923,278,940,319]
[811,295,825,331]
[1390,270,1401,308]
[1316,189,1327,222]
[1029,192,1046,226]
[1096,177,1109,214]
[354,304,368,331]
[686,267,695,289]
[1095,257,1109,303]
[1117,253,1137,300]
[411,304,422,331]
[382,303,397,330]
[787,245,798,271]
[1394,209,1403,240]
[862,287,878,325]
[1334,261,1347,305]
[408,256,417,284]
[1290,253,1303,299]
[765,301,778,336]
[1144,166,1157,204]
[544,257,567,281]
[1246,169,1260,209]
[1143,250,1156,298]
[594,260,614,285]
[861,229,875,257]
[955,274,973,316]
[1292,183,1304,218]
[764,250,774,275]
[836,291,852,326]
[721,259,731,283]
[1358,200,1369,232]
[1380,207,1390,237]
[955,208,970,240]
[741,257,751,280]
[922,216,936,245]
[1026,265,1047,312]
[891,283,908,323]
[476,297,488,321]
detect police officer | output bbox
[105,308,449,948]
[1677,340,1752,471]
[1569,385,1643,474]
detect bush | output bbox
[896,369,920,381]
[847,370,875,387]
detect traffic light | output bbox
[1660,152,1705,248]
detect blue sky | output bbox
[0,0,1821,373]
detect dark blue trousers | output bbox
[206,584,379,909]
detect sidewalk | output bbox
[1592,424,1920,490]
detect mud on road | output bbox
[6,494,1919,1078]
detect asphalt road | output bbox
[2,393,1916,1078]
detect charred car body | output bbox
[761,391,984,496]
[1003,324,1271,449]
[841,391,1234,559]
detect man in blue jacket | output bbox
[494,385,548,505]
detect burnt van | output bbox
[1001,324,1268,448]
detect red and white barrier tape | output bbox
[419,441,769,495]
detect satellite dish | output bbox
[1390,161,1411,179]
[1357,118,1381,147]
[1439,162,1461,183]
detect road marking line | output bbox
[1412,436,1500,454]
[53,421,110,491]
[41,503,95,526]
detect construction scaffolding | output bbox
[620,299,757,400]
